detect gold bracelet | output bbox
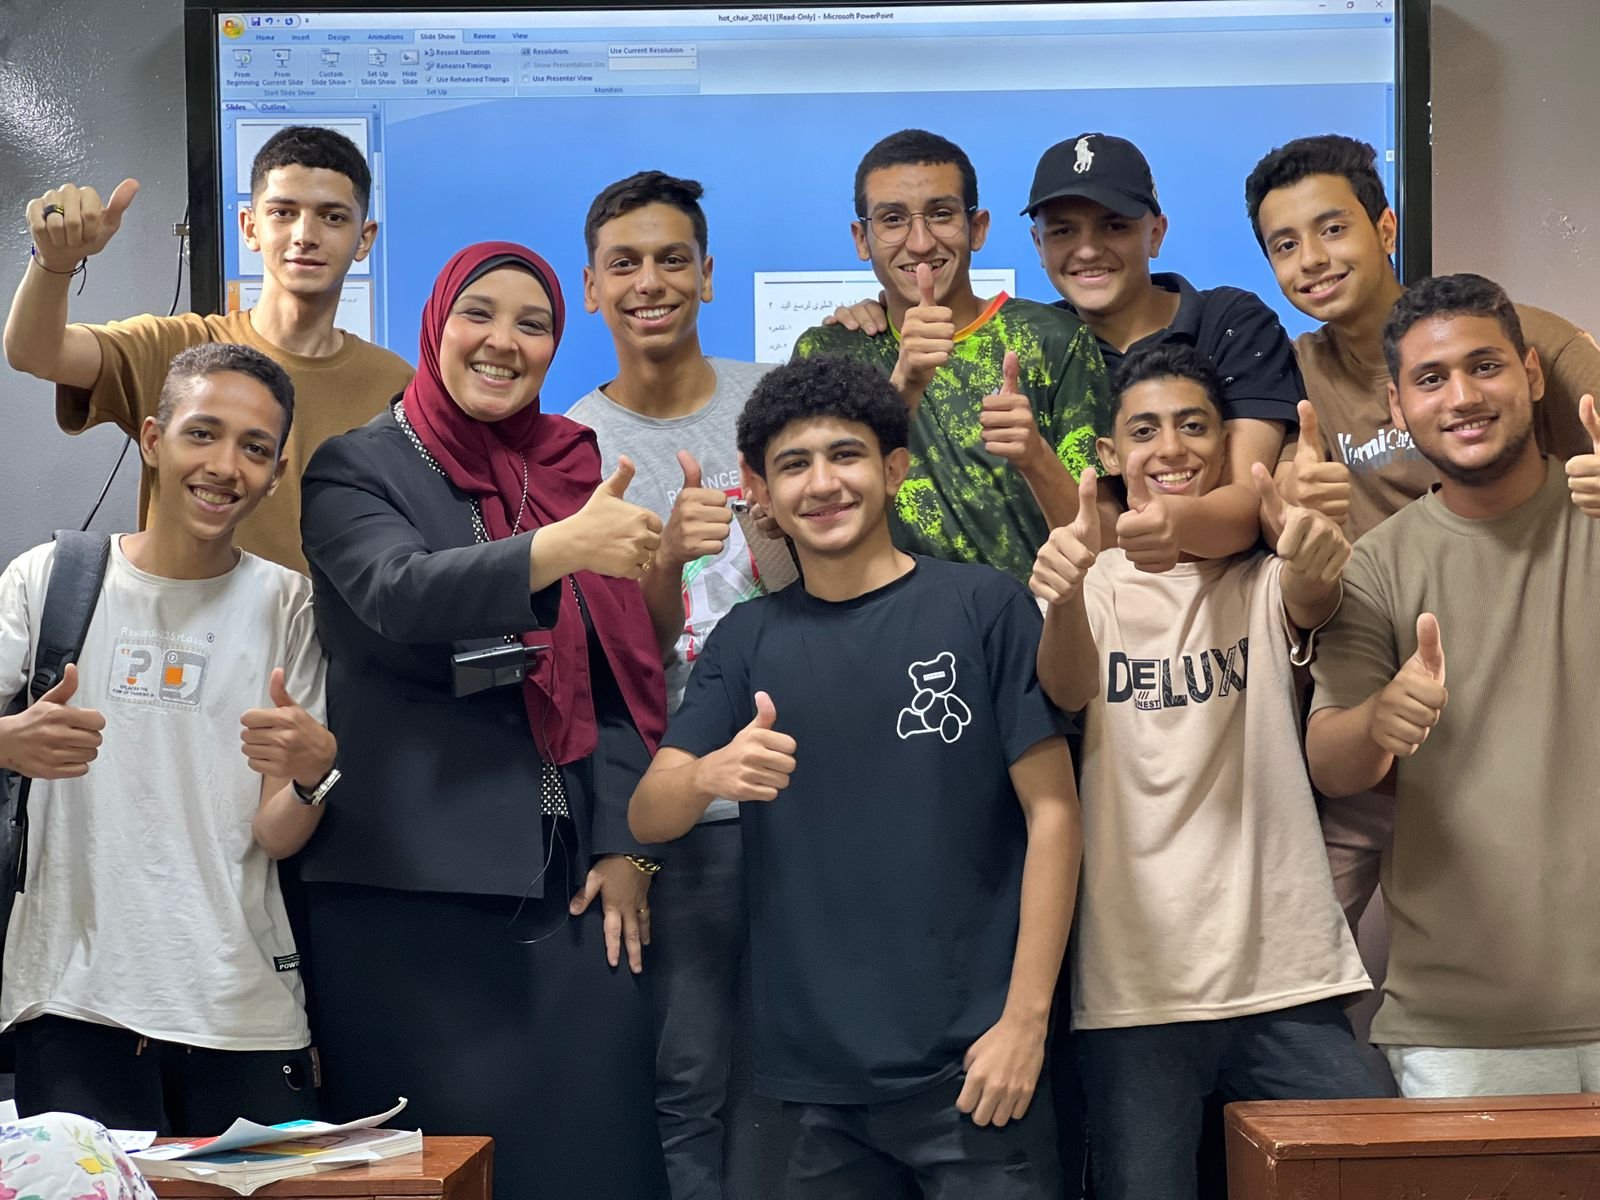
[624,854,663,875]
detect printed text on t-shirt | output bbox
[1337,427,1422,473]
[1107,638,1248,711]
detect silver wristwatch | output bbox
[293,767,341,807]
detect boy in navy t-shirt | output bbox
[630,356,1082,1199]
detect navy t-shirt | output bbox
[663,555,1065,1104]
[1059,271,1304,428]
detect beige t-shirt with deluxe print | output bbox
[1072,549,1368,1030]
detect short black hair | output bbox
[1244,134,1389,251]
[250,125,372,215]
[854,129,978,219]
[1110,343,1223,420]
[737,356,909,478]
[1381,273,1526,380]
[584,170,709,259]
[157,343,295,447]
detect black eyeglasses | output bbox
[860,205,975,245]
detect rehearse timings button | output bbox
[607,43,698,70]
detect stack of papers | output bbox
[131,1099,420,1196]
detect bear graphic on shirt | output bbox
[896,651,972,744]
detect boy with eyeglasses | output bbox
[792,128,1112,585]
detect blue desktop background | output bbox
[210,81,1390,407]
[372,83,1391,407]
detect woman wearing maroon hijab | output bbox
[298,243,670,1198]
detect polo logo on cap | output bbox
[1073,136,1095,174]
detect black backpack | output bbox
[1,531,112,937]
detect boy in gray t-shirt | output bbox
[566,170,778,1200]
[571,354,773,715]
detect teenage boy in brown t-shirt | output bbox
[1307,274,1600,1098]
[1246,134,1600,542]
[4,126,413,574]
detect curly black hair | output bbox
[1244,134,1389,251]
[1382,273,1526,380]
[737,356,909,478]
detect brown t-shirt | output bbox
[56,309,414,573]
[1296,304,1600,539]
[1309,461,1600,1048]
[1073,549,1367,1029]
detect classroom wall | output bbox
[2,0,1596,560]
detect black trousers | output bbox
[14,1013,319,1135]
[783,1073,1064,1200]
[305,851,668,1200]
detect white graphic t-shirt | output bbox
[0,538,325,1050]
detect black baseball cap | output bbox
[1022,133,1161,219]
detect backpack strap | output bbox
[29,531,112,702]
[6,532,111,897]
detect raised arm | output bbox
[1308,613,1447,797]
[244,669,336,860]
[1156,417,1287,563]
[1031,470,1103,711]
[4,180,138,388]
[1252,462,1349,631]
[983,350,1082,528]
[629,691,796,843]
[301,436,661,645]
[641,450,734,654]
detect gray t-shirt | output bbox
[1310,459,1600,1049]
[569,357,774,822]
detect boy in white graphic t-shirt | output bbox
[0,343,337,1135]
[1032,343,1382,1200]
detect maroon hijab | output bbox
[402,241,665,764]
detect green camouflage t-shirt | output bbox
[793,294,1112,583]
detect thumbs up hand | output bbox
[27,178,140,273]
[1565,393,1600,520]
[699,691,797,803]
[1370,614,1448,758]
[1254,462,1351,586]
[1115,450,1181,574]
[1031,470,1102,607]
[889,263,955,400]
[980,351,1048,469]
[240,667,336,789]
[0,662,107,780]
[558,455,666,580]
[659,450,734,573]
[1272,401,1352,532]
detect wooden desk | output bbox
[1227,1094,1600,1199]
[145,1135,491,1199]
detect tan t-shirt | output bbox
[56,309,414,573]
[1073,549,1368,1030]
[1309,460,1600,1048]
[1296,304,1600,539]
